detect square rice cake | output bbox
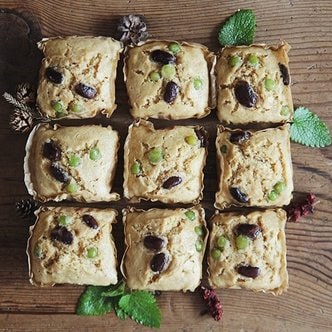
[24,123,120,202]
[215,125,293,209]
[121,206,208,291]
[123,120,208,204]
[208,209,288,295]
[216,42,293,124]
[27,207,118,286]
[37,36,123,119]
[124,40,216,119]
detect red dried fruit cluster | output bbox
[201,286,223,321]
[286,193,317,222]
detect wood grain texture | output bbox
[0,0,331,331]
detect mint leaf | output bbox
[218,9,256,46]
[101,280,126,298]
[114,303,128,320]
[290,106,331,148]
[76,286,114,316]
[119,291,161,328]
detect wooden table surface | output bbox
[0,1,331,331]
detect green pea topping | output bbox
[34,244,43,258]
[228,55,242,67]
[193,78,203,90]
[65,181,78,193]
[148,147,163,165]
[89,148,101,161]
[168,42,181,54]
[67,154,81,167]
[149,71,161,82]
[195,239,204,252]
[216,235,228,250]
[55,111,67,118]
[185,210,196,221]
[220,145,227,154]
[264,78,276,91]
[70,103,83,113]
[51,100,63,112]
[185,135,198,145]
[248,54,259,67]
[236,234,250,250]
[268,190,278,201]
[274,181,286,194]
[58,215,72,226]
[280,106,290,116]
[211,248,221,260]
[194,226,204,237]
[161,64,176,79]
[131,161,142,175]
[86,247,98,259]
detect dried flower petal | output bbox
[16,82,36,106]
[10,109,33,132]
[117,14,148,45]
[201,286,223,321]
[286,193,318,222]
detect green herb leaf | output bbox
[290,106,331,148]
[119,291,162,328]
[101,280,126,298]
[114,303,129,320]
[218,9,256,46]
[76,286,114,316]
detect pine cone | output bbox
[9,108,33,133]
[16,198,38,219]
[16,83,36,106]
[117,14,148,45]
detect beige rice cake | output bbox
[208,209,288,295]
[215,125,293,209]
[216,42,293,124]
[27,207,118,286]
[124,40,216,119]
[121,206,208,291]
[123,120,208,204]
[37,36,123,119]
[24,123,120,202]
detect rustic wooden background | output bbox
[0,1,331,331]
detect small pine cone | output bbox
[117,14,148,45]
[16,198,38,219]
[10,108,33,133]
[16,83,36,106]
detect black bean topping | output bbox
[234,80,258,108]
[82,214,98,229]
[236,224,261,240]
[150,252,168,273]
[162,176,182,189]
[229,130,251,144]
[150,50,176,64]
[230,187,249,203]
[75,83,97,99]
[237,265,260,279]
[50,226,73,245]
[49,163,69,183]
[43,140,61,161]
[45,67,63,84]
[144,235,166,251]
[163,81,179,104]
[279,63,290,85]
[194,128,208,148]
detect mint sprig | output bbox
[76,281,162,328]
[290,106,331,148]
[119,291,161,328]
[218,9,256,46]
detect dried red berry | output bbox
[285,193,318,222]
[201,286,223,321]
